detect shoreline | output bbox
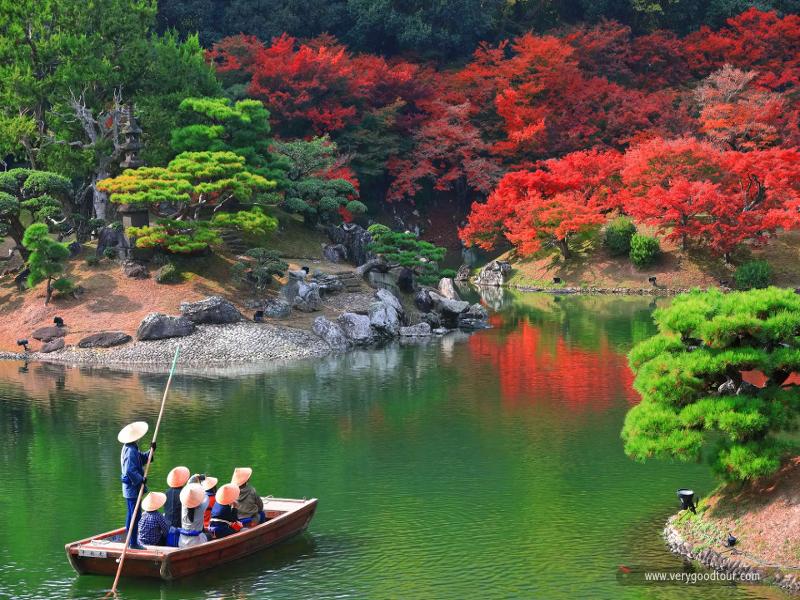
[664,519,800,594]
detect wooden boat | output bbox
[65,497,317,580]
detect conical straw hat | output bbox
[117,421,148,444]
[201,476,219,491]
[167,466,190,488]
[216,483,240,506]
[231,467,252,486]
[180,483,206,509]
[142,492,167,512]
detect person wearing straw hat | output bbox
[138,492,170,546]
[209,483,243,539]
[201,476,218,529]
[178,483,209,548]
[164,466,190,530]
[231,467,264,528]
[118,421,155,549]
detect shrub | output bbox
[604,216,637,256]
[127,219,221,254]
[52,277,75,296]
[22,223,71,305]
[629,234,660,268]
[155,262,181,284]
[622,287,800,482]
[211,206,278,245]
[232,248,288,292]
[734,260,772,290]
[367,224,449,287]
[86,256,100,267]
[103,247,118,260]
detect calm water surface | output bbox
[0,292,788,599]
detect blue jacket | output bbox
[120,442,151,499]
[164,487,182,528]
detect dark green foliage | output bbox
[622,287,800,481]
[604,216,637,256]
[367,223,449,286]
[86,256,100,267]
[103,247,118,260]
[0,169,71,256]
[232,248,288,292]
[629,234,661,267]
[734,260,772,290]
[155,261,181,284]
[272,137,363,224]
[22,223,72,305]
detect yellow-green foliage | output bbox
[623,287,800,481]
[128,219,221,254]
[211,206,277,243]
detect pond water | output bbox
[0,292,788,599]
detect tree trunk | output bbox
[92,170,110,221]
[557,237,571,259]
[45,277,52,305]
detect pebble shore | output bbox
[0,322,330,366]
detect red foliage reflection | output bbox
[468,317,638,413]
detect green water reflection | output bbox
[0,292,787,599]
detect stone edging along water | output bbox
[664,519,800,594]
[509,284,700,296]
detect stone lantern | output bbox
[116,104,149,257]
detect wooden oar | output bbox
[108,346,181,596]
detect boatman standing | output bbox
[118,421,155,549]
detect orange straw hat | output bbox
[201,476,219,491]
[142,492,167,512]
[231,467,253,486]
[167,466,190,488]
[117,421,148,444]
[179,483,206,509]
[216,483,240,506]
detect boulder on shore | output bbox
[180,296,242,324]
[78,331,132,348]
[369,301,401,337]
[414,288,435,312]
[375,288,405,321]
[32,326,65,342]
[263,298,292,319]
[400,322,431,337]
[41,338,65,353]
[312,316,351,351]
[336,312,374,346]
[455,264,471,282]
[474,260,511,287]
[437,277,460,301]
[137,313,195,341]
[293,281,322,312]
[459,303,490,329]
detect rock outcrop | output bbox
[368,301,401,337]
[437,277,460,300]
[78,332,132,348]
[336,312,374,346]
[455,264,471,281]
[292,281,322,312]
[327,223,374,266]
[180,296,242,324]
[137,313,195,341]
[312,317,351,352]
[474,260,511,287]
[323,243,348,263]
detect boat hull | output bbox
[65,497,317,580]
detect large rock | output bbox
[293,282,322,312]
[375,288,404,321]
[280,269,307,302]
[397,266,415,293]
[323,243,348,263]
[137,313,195,341]
[40,338,64,353]
[122,260,148,279]
[263,298,292,319]
[459,303,490,330]
[429,291,470,328]
[369,301,401,337]
[414,288,435,312]
[96,226,129,258]
[455,264,471,282]
[310,271,344,295]
[418,311,441,329]
[32,326,65,342]
[77,331,132,348]
[356,257,389,278]
[327,223,374,266]
[336,313,374,346]
[312,316,351,351]
[474,260,511,287]
[180,296,241,324]
[400,322,431,337]
[437,277,460,301]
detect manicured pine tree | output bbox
[22,223,72,305]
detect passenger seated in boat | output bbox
[178,483,209,548]
[164,466,190,530]
[231,467,264,527]
[202,477,218,529]
[138,492,170,546]
[209,483,243,539]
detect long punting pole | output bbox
[109,347,181,596]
